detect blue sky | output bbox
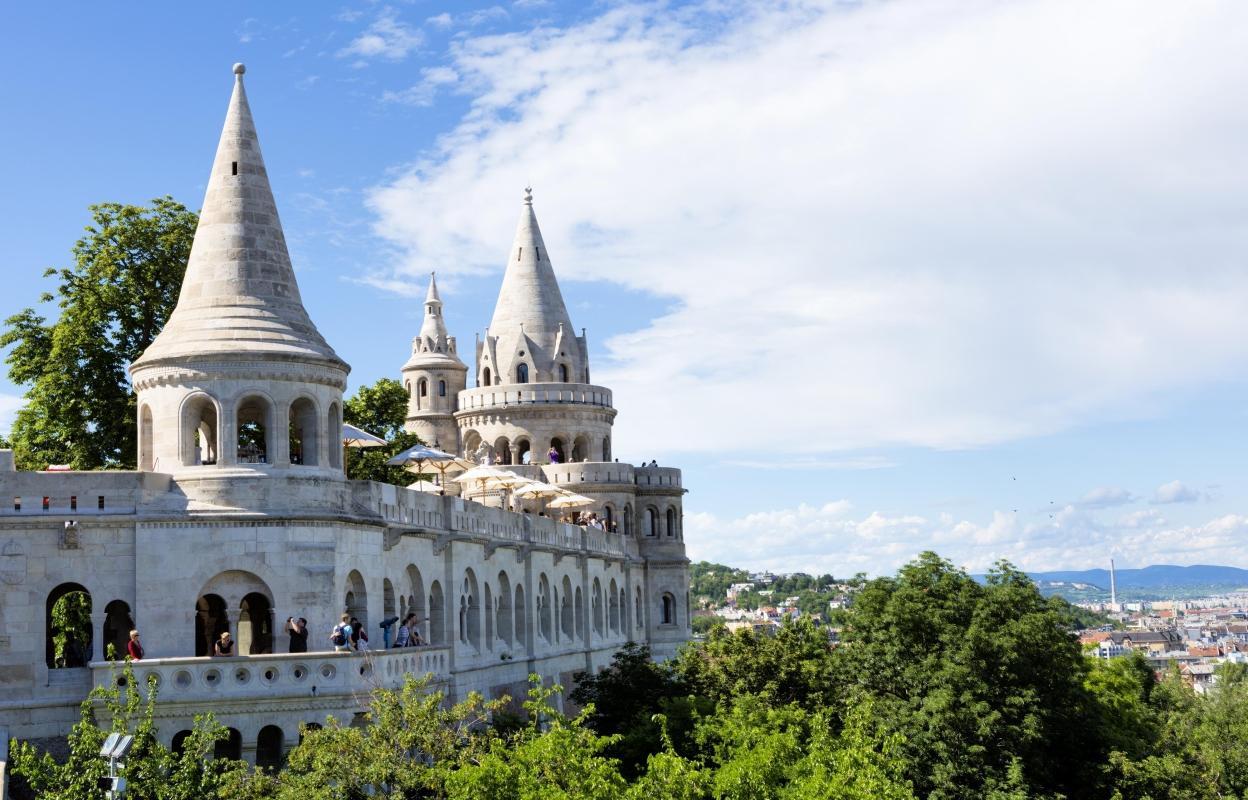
[4,1,1248,576]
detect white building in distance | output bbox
[0,64,690,767]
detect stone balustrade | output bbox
[457,383,613,412]
[633,466,683,489]
[90,646,452,705]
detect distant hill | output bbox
[1025,564,1248,602]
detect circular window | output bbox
[262,667,279,684]
[519,351,525,356]
[143,671,161,689]
[359,663,372,678]
[292,664,308,682]
[203,668,222,687]
[173,670,193,689]
[319,663,336,680]
[234,668,251,685]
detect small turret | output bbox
[401,273,467,451]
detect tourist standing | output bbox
[350,617,369,651]
[126,630,144,660]
[286,617,308,653]
[213,631,234,657]
[548,446,560,464]
[330,614,352,652]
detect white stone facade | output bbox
[0,65,690,765]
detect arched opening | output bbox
[635,587,644,630]
[575,587,585,641]
[516,439,531,465]
[549,437,566,465]
[459,569,481,650]
[482,367,491,387]
[514,584,527,651]
[623,506,632,536]
[602,436,611,462]
[327,402,342,470]
[608,579,620,634]
[560,576,574,641]
[419,378,428,398]
[516,363,529,384]
[172,730,192,755]
[537,575,552,644]
[592,579,604,638]
[483,582,494,651]
[239,592,273,654]
[571,435,589,463]
[494,436,512,466]
[406,565,426,642]
[647,507,659,537]
[102,599,134,661]
[46,583,92,668]
[139,405,154,472]
[662,593,676,625]
[256,725,284,773]
[214,728,242,761]
[462,430,482,461]
[181,394,219,466]
[195,594,228,657]
[344,570,368,632]
[288,397,320,467]
[603,504,615,533]
[236,395,272,464]
[666,508,677,538]
[383,579,396,619]
[496,572,513,647]
[439,379,447,397]
[428,580,445,645]
[559,363,569,382]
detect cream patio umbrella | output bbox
[387,444,472,494]
[548,491,595,524]
[453,465,529,502]
[512,478,566,514]
[341,423,386,473]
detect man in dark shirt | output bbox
[286,617,308,653]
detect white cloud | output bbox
[0,393,21,437]
[686,498,1248,576]
[1076,486,1134,509]
[381,66,460,106]
[338,7,424,63]
[236,17,261,44]
[365,0,1248,458]
[720,455,895,471]
[1152,479,1206,505]
[426,13,454,29]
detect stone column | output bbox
[91,611,108,662]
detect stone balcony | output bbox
[456,382,613,413]
[90,646,452,707]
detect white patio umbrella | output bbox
[406,478,444,493]
[454,466,529,501]
[548,492,594,509]
[387,444,471,492]
[513,480,566,514]
[341,423,386,472]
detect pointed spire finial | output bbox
[233,62,246,76]
[523,186,533,205]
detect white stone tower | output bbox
[401,274,467,450]
[456,189,616,466]
[129,64,350,488]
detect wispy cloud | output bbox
[338,7,424,64]
[1152,480,1207,505]
[1076,486,1134,509]
[720,456,895,471]
[236,17,262,44]
[381,66,459,106]
[365,0,1248,458]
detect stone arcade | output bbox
[0,64,690,766]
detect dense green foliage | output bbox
[1,198,196,470]
[342,377,427,485]
[16,552,1248,799]
[49,590,92,667]
[691,561,851,616]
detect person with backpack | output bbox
[330,614,352,652]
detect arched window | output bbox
[383,579,396,619]
[102,600,134,660]
[256,726,284,773]
[439,380,447,397]
[195,593,228,657]
[592,579,604,637]
[236,395,272,465]
[602,436,611,462]
[560,576,574,641]
[496,572,513,647]
[345,570,367,632]
[514,584,528,651]
[419,379,428,397]
[517,439,532,465]
[482,367,491,387]
[288,397,319,467]
[575,586,585,640]
[181,394,219,466]
[666,508,677,538]
[608,579,620,633]
[635,587,643,629]
[538,575,552,643]
[172,730,192,755]
[623,506,633,536]
[429,580,445,645]
[662,593,676,625]
[46,583,92,668]
[215,728,242,761]
[460,570,480,649]
[559,363,569,382]
[516,363,529,384]
[647,508,659,537]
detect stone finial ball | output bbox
[233,63,246,75]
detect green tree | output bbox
[1,198,196,470]
[9,661,249,800]
[342,377,426,485]
[49,590,92,667]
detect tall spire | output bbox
[132,64,347,373]
[487,188,577,344]
[419,272,448,342]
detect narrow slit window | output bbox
[536,248,541,260]
[231,161,238,175]
[13,497,19,512]
[70,495,77,511]
[98,495,105,510]
[42,496,50,512]
[517,247,522,261]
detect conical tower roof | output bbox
[488,189,577,344]
[419,273,448,341]
[132,64,347,375]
